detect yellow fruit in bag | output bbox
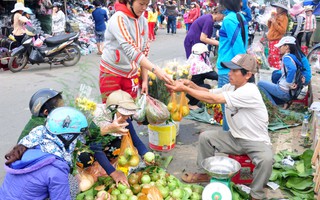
[171,111,182,121]
[181,106,190,117]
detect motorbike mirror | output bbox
[25,25,36,36]
[23,38,32,45]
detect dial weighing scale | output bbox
[201,156,241,200]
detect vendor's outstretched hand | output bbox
[110,170,129,187]
[165,80,187,92]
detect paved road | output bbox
[0,28,214,183]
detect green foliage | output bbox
[270,149,315,199]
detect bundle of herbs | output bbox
[261,91,306,125]
[269,149,314,199]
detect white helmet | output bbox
[191,43,208,55]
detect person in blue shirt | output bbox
[216,0,248,131]
[241,0,252,22]
[92,0,108,55]
[258,36,305,107]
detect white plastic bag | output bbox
[133,94,147,122]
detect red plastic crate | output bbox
[229,155,255,185]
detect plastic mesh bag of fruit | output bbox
[146,95,170,125]
[116,133,140,175]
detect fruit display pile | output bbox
[76,166,204,200]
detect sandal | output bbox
[181,172,210,183]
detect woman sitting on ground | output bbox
[258,36,304,108]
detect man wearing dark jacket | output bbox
[165,0,177,34]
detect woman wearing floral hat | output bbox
[267,2,289,69]
[304,6,316,48]
[289,3,305,46]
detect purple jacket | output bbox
[0,149,71,200]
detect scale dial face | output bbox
[202,182,232,200]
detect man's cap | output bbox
[106,90,138,115]
[274,36,296,48]
[221,54,259,74]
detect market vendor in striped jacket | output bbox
[98,0,173,103]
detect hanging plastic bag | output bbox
[179,92,190,117]
[116,133,140,175]
[167,92,178,114]
[133,94,147,123]
[146,96,170,125]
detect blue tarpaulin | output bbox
[314,3,320,15]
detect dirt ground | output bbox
[135,117,309,199]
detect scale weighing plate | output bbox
[202,182,232,200]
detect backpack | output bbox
[283,55,305,100]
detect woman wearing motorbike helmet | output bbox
[0,107,88,200]
[52,2,66,35]
[90,90,152,186]
[17,88,64,143]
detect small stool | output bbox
[292,86,311,107]
[292,92,309,106]
[228,155,255,185]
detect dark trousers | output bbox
[305,32,313,47]
[296,32,304,47]
[187,71,218,105]
[167,15,176,34]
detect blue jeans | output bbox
[167,15,176,33]
[218,74,230,131]
[257,81,291,105]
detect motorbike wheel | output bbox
[62,45,81,67]
[8,53,28,73]
[307,46,320,68]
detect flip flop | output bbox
[181,172,210,183]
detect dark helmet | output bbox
[53,2,63,7]
[29,88,62,117]
[76,150,95,168]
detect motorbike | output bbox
[307,43,320,71]
[248,20,255,46]
[8,26,81,73]
[0,36,19,71]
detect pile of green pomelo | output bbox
[76,165,204,200]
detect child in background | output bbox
[148,3,158,41]
[183,8,190,33]
[304,6,316,48]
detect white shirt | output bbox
[211,83,271,145]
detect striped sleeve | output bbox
[109,15,145,64]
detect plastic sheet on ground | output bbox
[268,109,304,131]
[184,107,220,125]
